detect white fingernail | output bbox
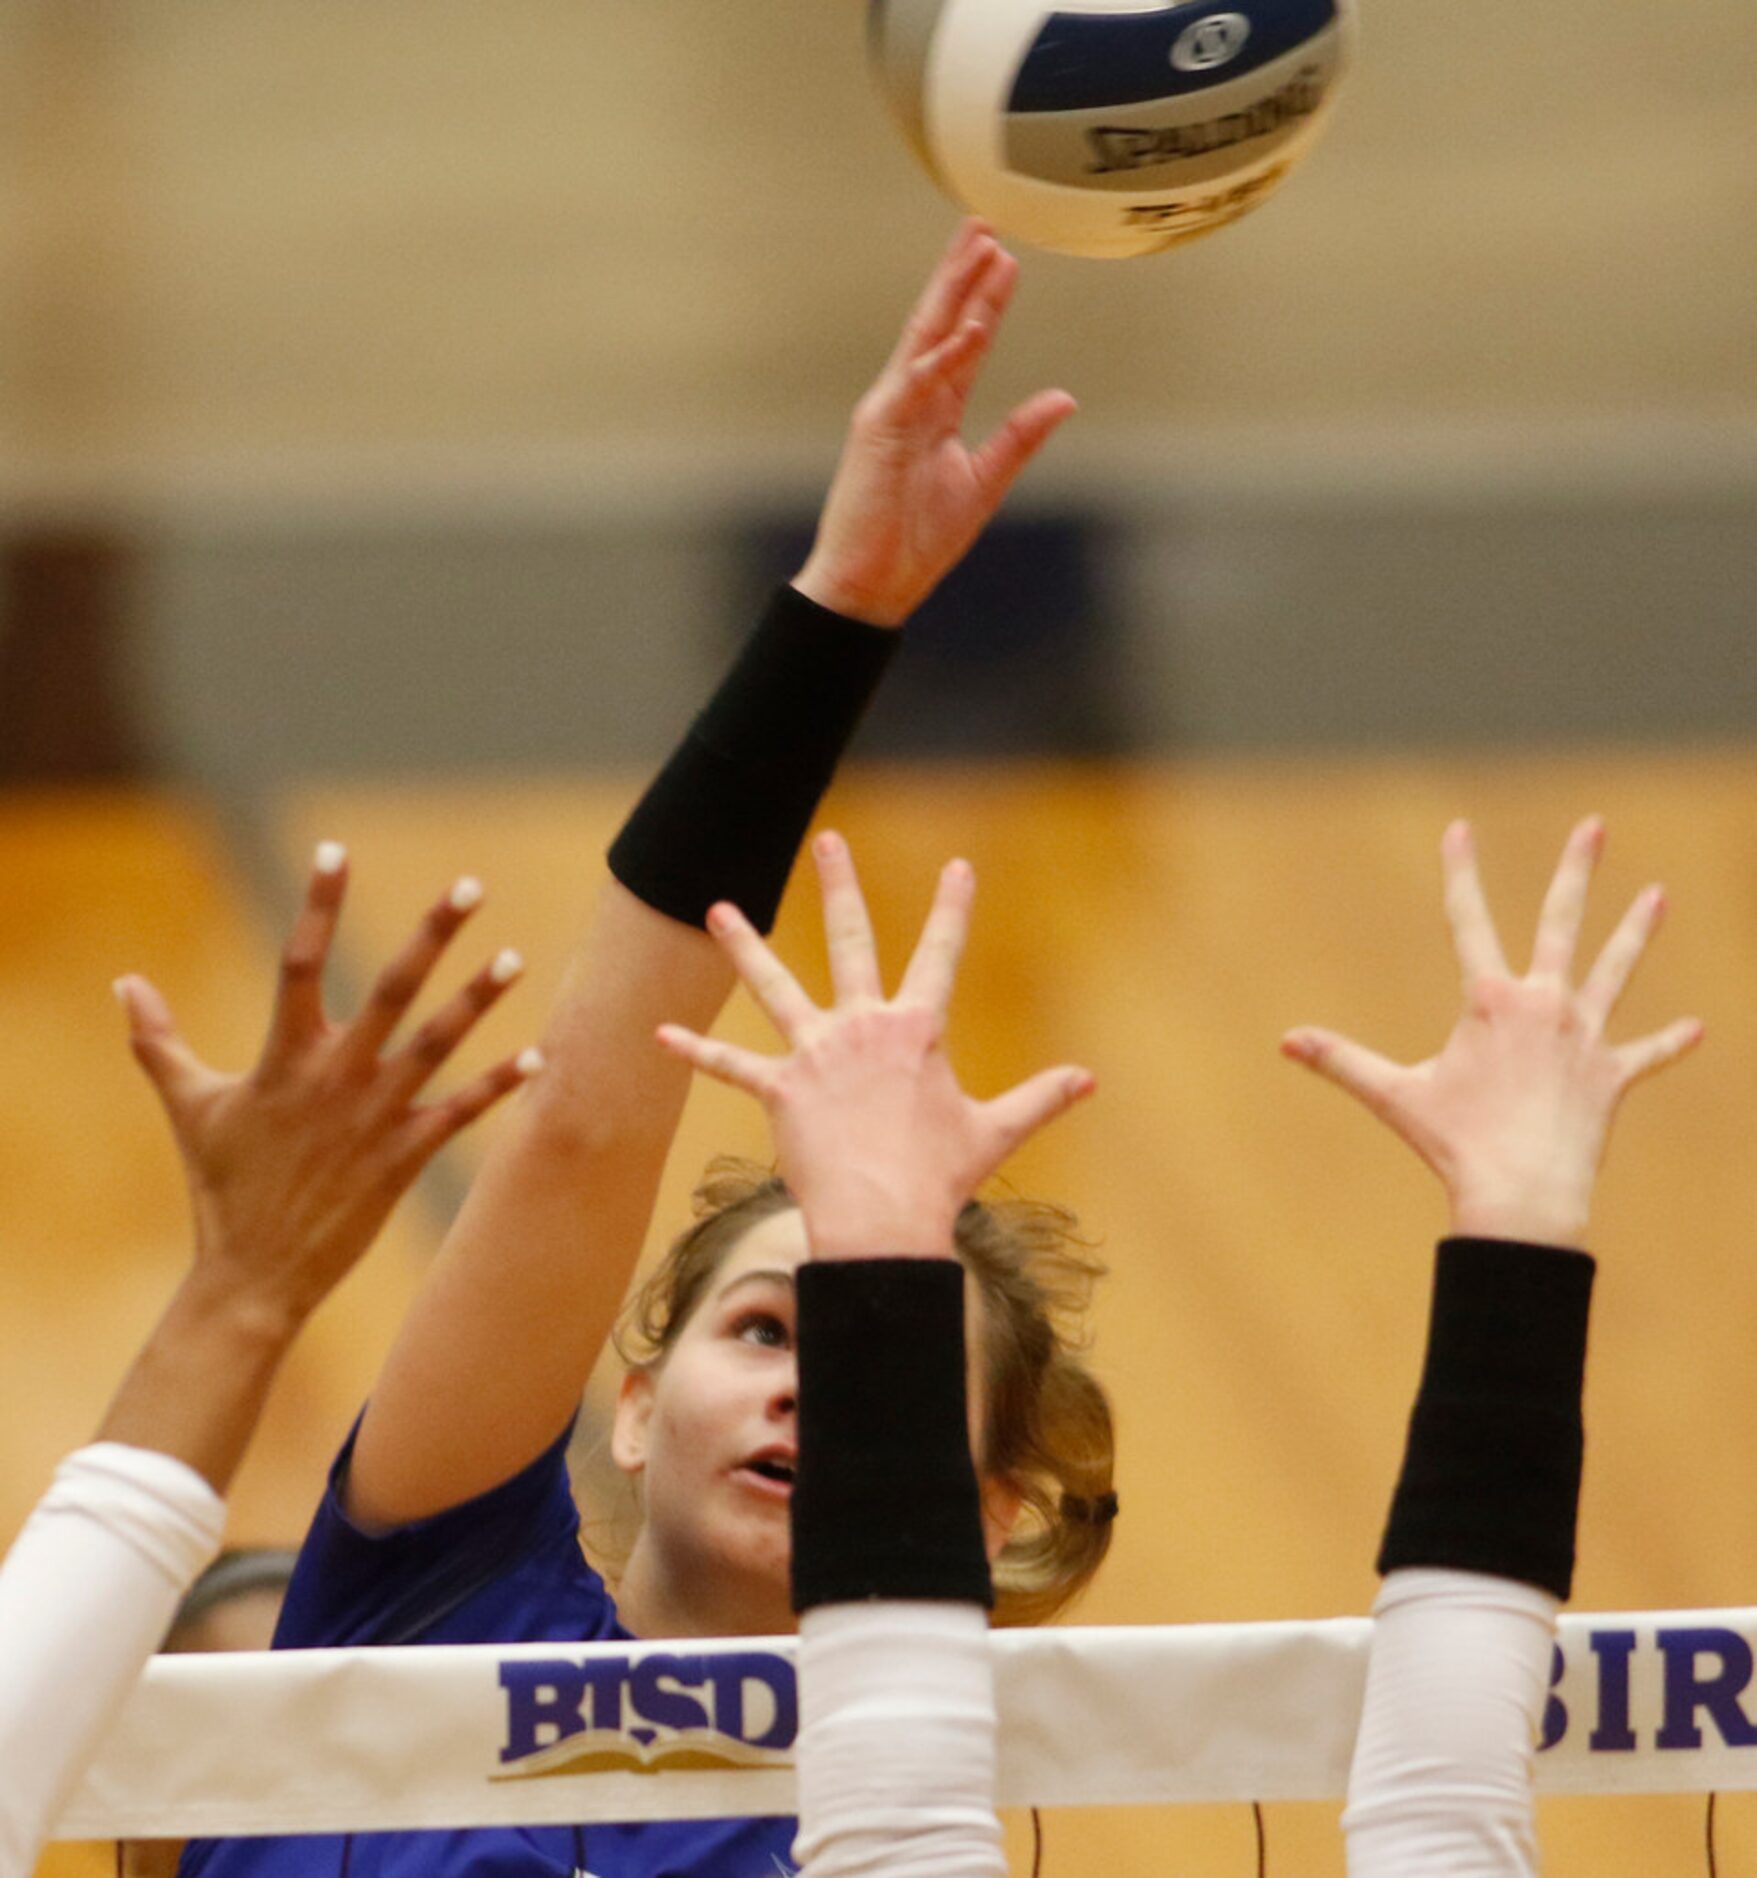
[314,841,346,875]
[449,876,484,913]
[111,977,131,1006]
[516,1046,546,1077]
[490,947,524,985]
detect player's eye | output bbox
[732,1310,790,1350]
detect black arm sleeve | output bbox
[791,1258,994,1613]
[607,586,901,933]
[1378,1237,1595,1600]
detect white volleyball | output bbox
[869,0,1354,258]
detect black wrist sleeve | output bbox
[791,1258,994,1613]
[607,586,900,933]
[1378,1237,1595,1600]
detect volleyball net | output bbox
[56,1607,1757,1840]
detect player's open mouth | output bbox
[737,1451,796,1497]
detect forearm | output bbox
[1346,1239,1592,1878]
[352,881,729,1522]
[0,1443,224,1869]
[798,1603,1004,1878]
[354,595,900,1526]
[1345,1569,1554,1878]
[1376,1238,1593,1595]
[793,1259,1003,1878]
[95,1269,302,1496]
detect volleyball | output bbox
[869,0,1354,258]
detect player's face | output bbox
[613,1207,1018,1634]
[614,1209,811,1628]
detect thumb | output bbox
[971,389,1078,506]
[1280,1026,1404,1119]
[982,1064,1097,1158]
[114,975,206,1107]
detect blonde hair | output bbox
[616,1158,1116,1626]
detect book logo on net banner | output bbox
[493,1649,797,1779]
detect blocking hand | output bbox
[1283,818,1702,1247]
[657,831,1094,1257]
[117,845,541,1327]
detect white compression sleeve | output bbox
[795,1601,1005,1878]
[1345,1567,1557,1878]
[0,1442,225,1874]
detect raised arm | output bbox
[661,833,1093,1877]
[1283,818,1701,1876]
[347,219,1079,1528]
[0,848,530,1873]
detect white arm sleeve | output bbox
[0,1442,225,1873]
[1344,1567,1557,1878]
[795,1601,1005,1878]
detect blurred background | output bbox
[2,1,1755,1871]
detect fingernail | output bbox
[516,1046,546,1077]
[111,977,132,1008]
[813,831,839,858]
[314,841,346,875]
[449,876,484,913]
[489,947,524,985]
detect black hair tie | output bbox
[1061,1490,1119,1526]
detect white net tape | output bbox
[56,1607,1757,1840]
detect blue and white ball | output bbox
[869,0,1354,258]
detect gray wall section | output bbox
[1120,496,1757,750]
[123,494,1756,790]
[134,519,738,787]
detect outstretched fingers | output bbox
[335,875,484,1069]
[1440,820,1509,989]
[261,842,350,1071]
[1281,1026,1406,1120]
[1615,1016,1705,1089]
[888,219,997,372]
[379,946,528,1103]
[706,901,820,1038]
[813,831,883,1003]
[1579,883,1666,1025]
[983,1065,1097,1155]
[1529,815,1605,980]
[942,247,1020,402]
[405,1046,546,1158]
[897,857,976,1020]
[655,1023,779,1101]
[905,317,992,407]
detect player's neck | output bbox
[614,1538,796,1642]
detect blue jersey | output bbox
[179,1419,799,1878]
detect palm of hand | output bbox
[1383,979,1626,1232]
[658,833,1093,1258]
[172,1055,423,1314]
[118,855,533,1323]
[796,220,1074,626]
[1284,819,1701,1245]
[768,1004,993,1251]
